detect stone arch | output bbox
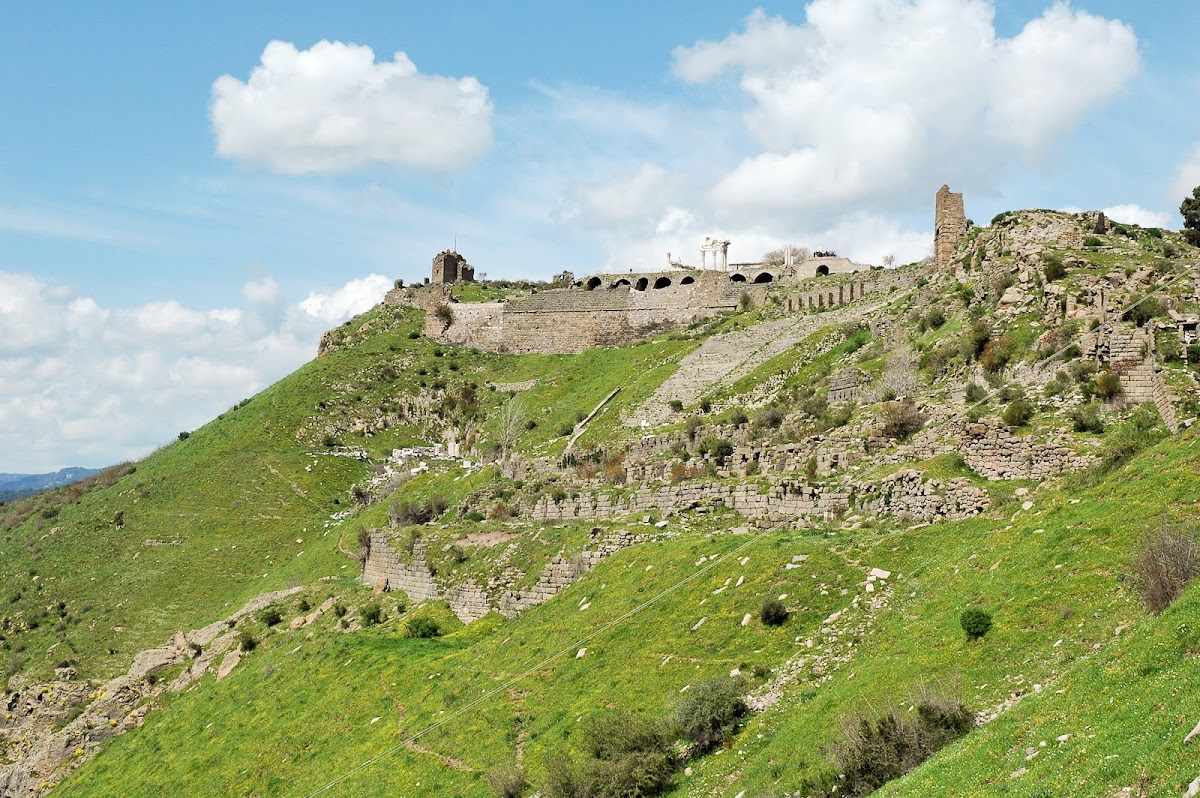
[816,264,830,276]
[730,273,748,283]
[585,276,602,290]
[680,275,695,285]
[634,277,649,291]
[753,272,774,284]
[613,278,631,289]
[653,276,672,289]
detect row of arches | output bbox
[582,274,699,291]
[578,265,839,292]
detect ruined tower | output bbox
[431,250,475,284]
[934,185,967,269]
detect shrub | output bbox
[960,607,993,641]
[433,304,454,327]
[332,602,348,619]
[673,676,747,754]
[1123,296,1165,327]
[407,616,442,638]
[1083,235,1103,248]
[360,602,384,627]
[980,334,1017,373]
[1100,405,1166,471]
[259,607,283,627]
[739,292,753,312]
[878,400,924,440]
[237,630,258,652]
[485,764,529,798]
[1094,370,1121,400]
[543,711,679,798]
[1042,254,1066,282]
[831,688,974,797]
[464,511,485,522]
[959,320,991,361]
[1130,525,1200,614]
[667,399,684,413]
[760,598,789,626]
[684,416,702,441]
[729,408,749,427]
[964,381,988,404]
[753,405,786,431]
[699,435,734,465]
[1070,402,1105,433]
[1002,399,1034,427]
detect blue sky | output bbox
[1,1,1198,472]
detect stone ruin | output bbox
[934,184,967,268]
[431,250,474,284]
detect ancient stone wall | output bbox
[360,530,643,622]
[529,474,987,526]
[935,185,967,268]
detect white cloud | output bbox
[1102,204,1173,229]
[672,2,1140,223]
[297,274,392,324]
[211,40,493,174]
[1171,143,1200,204]
[0,271,391,473]
[556,164,689,229]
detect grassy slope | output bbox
[55,427,1200,797]
[0,307,695,683]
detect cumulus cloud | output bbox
[211,40,493,173]
[297,274,393,324]
[673,2,1140,223]
[1102,204,1173,229]
[0,271,391,473]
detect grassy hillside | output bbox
[47,424,1200,797]
[8,215,1200,797]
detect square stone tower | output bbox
[431,250,475,284]
[934,185,967,268]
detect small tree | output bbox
[1181,185,1200,247]
[960,607,993,641]
[1002,399,1034,427]
[407,616,441,638]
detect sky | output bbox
[2,0,1199,473]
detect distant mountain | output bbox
[0,467,103,502]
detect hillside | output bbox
[4,209,1200,797]
[0,469,103,503]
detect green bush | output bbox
[1002,399,1034,427]
[485,764,529,798]
[543,711,679,798]
[964,382,988,404]
[1083,235,1104,248]
[406,616,441,638]
[177,431,191,441]
[877,400,923,440]
[667,399,684,413]
[830,687,974,797]
[360,602,384,627]
[673,676,747,754]
[1122,296,1165,327]
[464,511,485,522]
[1094,371,1121,400]
[1099,405,1167,471]
[258,607,283,627]
[237,630,258,652]
[960,607,993,641]
[959,320,991,361]
[1070,402,1105,433]
[698,435,734,465]
[1042,254,1066,282]
[760,598,789,626]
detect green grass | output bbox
[51,426,1200,797]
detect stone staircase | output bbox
[625,299,889,428]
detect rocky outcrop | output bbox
[0,588,302,798]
